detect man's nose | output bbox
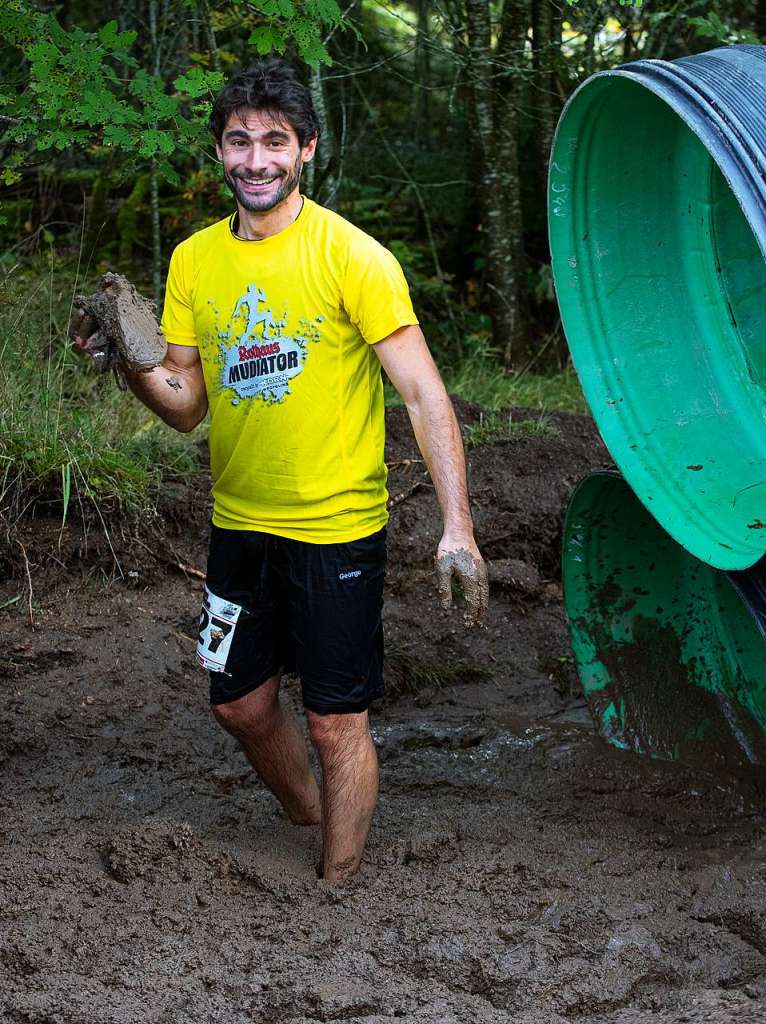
[243,146,268,171]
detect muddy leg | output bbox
[212,675,321,826]
[307,710,378,882]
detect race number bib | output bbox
[197,586,242,674]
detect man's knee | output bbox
[306,709,369,754]
[211,679,280,738]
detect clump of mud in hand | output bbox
[435,547,489,627]
[71,272,167,377]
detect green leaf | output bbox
[306,0,342,24]
[102,123,134,147]
[155,160,181,186]
[98,19,137,50]
[248,25,287,55]
[98,20,119,44]
[27,40,60,75]
[1,166,23,186]
[138,128,175,157]
[174,67,223,98]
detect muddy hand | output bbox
[69,302,111,373]
[435,546,489,628]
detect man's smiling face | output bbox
[216,109,316,214]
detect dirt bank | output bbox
[1,406,765,1023]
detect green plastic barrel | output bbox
[562,471,766,773]
[549,46,766,571]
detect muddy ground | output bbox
[2,404,766,1023]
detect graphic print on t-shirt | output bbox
[216,283,322,405]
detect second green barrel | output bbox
[562,471,766,773]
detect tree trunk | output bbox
[496,0,530,365]
[532,0,556,186]
[307,68,337,209]
[465,0,527,366]
[414,0,432,148]
[149,0,162,309]
[755,0,766,41]
[200,0,222,73]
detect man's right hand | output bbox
[68,273,167,375]
[69,305,113,373]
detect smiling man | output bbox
[100,59,487,882]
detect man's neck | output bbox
[233,190,305,241]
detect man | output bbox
[74,58,487,882]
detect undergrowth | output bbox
[463,411,562,449]
[0,252,204,539]
[385,340,587,414]
[385,648,493,700]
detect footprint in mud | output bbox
[100,819,254,888]
[101,819,313,897]
[101,820,197,883]
[374,829,462,867]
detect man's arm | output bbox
[72,308,208,434]
[374,325,488,625]
[122,343,208,434]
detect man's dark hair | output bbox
[210,58,320,148]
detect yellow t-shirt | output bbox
[160,198,419,543]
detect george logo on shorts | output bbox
[338,569,362,580]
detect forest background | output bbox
[1,0,764,538]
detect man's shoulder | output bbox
[307,200,390,259]
[172,216,230,262]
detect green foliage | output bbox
[245,0,343,67]
[0,0,347,192]
[462,411,562,449]
[0,255,204,529]
[0,4,223,187]
[688,12,760,45]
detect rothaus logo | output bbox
[220,284,308,404]
[338,570,362,580]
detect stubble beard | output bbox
[225,153,303,213]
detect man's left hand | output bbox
[435,535,489,629]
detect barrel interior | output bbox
[550,75,766,567]
[563,473,766,771]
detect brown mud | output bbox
[434,546,489,628]
[2,405,766,1023]
[73,273,167,374]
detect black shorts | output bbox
[196,524,386,714]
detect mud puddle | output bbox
[1,407,766,1023]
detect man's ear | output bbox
[215,141,223,162]
[302,136,318,164]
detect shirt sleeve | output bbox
[342,235,419,345]
[160,240,198,347]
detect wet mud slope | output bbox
[2,406,766,1024]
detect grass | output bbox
[385,648,493,700]
[0,252,204,536]
[385,339,588,415]
[462,410,562,449]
